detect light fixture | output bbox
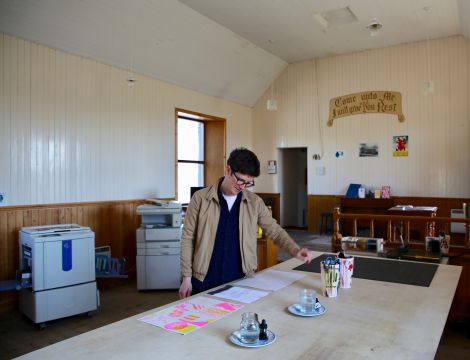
[424,80,434,95]
[266,84,277,111]
[366,19,382,37]
[127,76,137,87]
[125,9,137,89]
[267,99,278,111]
[422,6,434,95]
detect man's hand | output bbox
[178,276,192,299]
[291,247,313,264]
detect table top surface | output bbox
[19,252,461,360]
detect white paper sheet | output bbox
[234,269,305,291]
[209,285,270,303]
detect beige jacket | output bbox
[180,179,300,281]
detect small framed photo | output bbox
[359,143,378,157]
[393,135,408,157]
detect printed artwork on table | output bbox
[138,296,244,335]
[393,135,408,157]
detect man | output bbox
[179,147,313,298]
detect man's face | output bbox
[224,166,255,195]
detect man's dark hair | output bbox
[227,147,260,177]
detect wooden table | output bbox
[19,252,461,360]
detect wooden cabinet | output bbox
[449,252,470,323]
[255,193,281,271]
[257,236,278,271]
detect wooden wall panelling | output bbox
[308,195,340,233]
[0,200,145,312]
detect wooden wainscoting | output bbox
[307,195,341,233]
[0,199,146,312]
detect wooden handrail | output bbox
[331,207,470,252]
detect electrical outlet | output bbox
[0,192,7,206]
[315,166,326,176]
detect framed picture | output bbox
[393,135,408,157]
[359,143,378,157]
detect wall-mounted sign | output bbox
[327,91,405,127]
[267,160,277,174]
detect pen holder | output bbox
[320,258,340,297]
[338,256,354,289]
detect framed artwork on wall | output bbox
[359,143,378,157]
[393,135,408,156]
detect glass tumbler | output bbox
[239,312,260,344]
[298,289,316,314]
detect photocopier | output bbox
[18,224,98,328]
[136,201,182,290]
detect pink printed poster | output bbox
[138,296,243,335]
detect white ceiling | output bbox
[0,0,467,107]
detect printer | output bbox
[19,224,98,328]
[136,201,182,290]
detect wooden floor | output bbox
[1,277,469,358]
[0,280,179,359]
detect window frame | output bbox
[175,108,226,204]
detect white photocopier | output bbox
[19,224,98,328]
[136,201,182,290]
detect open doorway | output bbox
[279,148,307,229]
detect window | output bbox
[176,109,226,204]
[177,118,204,204]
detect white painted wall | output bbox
[253,35,470,198]
[0,34,252,206]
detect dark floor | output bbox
[0,231,468,359]
[0,281,179,359]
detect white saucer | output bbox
[287,304,326,317]
[229,329,276,348]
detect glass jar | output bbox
[239,312,259,344]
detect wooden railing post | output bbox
[427,212,436,237]
[332,207,342,252]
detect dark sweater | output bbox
[191,185,243,293]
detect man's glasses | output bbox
[232,172,255,188]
